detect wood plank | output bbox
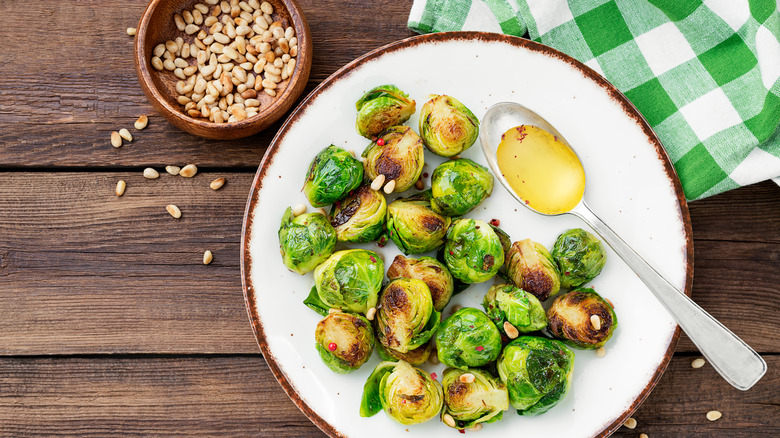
[0,355,777,436]
[1,173,778,355]
[0,0,414,168]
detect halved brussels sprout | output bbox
[441,368,508,429]
[329,185,386,243]
[376,278,441,354]
[444,219,505,284]
[387,255,454,312]
[278,207,337,274]
[505,239,561,301]
[419,95,480,157]
[315,311,374,373]
[497,336,574,416]
[552,228,607,289]
[435,307,502,370]
[547,287,618,349]
[313,249,384,315]
[386,191,451,255]
[483,284,547,334]
[362,126,425,193]
[430,159,494,216]
[377,341,433,366]
[360,360,444,425]
[303,145,364,207]
[355,85,416,139]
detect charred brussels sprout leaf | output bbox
[376,278,441,354]
[435,307,502,370]
[497,336,574,416]
[430,159,494,216]
[441,368,509,429]
[552,228,607,289]
[278,207,337,274]
[313,249,384,315]
[329,185,386,243]
[387,255,454,312]
[303,145,364,207]
[483,284,547,334]
[303,286,329,316]
[505,239,561,301]
[362,126,425,193]
[444,219,505,284]
[360,360,444,425]
[376,341,433,366]
[315,311,374,373]
[355,85,416,139]
[386,191,451,255]
[419,95,480,157]
[547,287,618,349]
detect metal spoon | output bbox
[479,102,766,391]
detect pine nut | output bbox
[166,204,182,219]
[596,347,606,357]
[193,9,204,24]
[691,358,706,369]
[289,45,297,57]
[134,115,148,130]
[639,434,649,438]
[143,168,160,179]
[231,106,247,121]
[366,307,376,321]
[127,27,136,36]
[427,352,439,365]
[174,14,186,31]
[245,98,260,107]
[203,250,214,265]
[706,411,722,421]
[185,23,199,34]
[110,131,122,148]
[591,314,602,330]
[115,180,126,196]
[209,177,226,190]
[154,44,166,57]
[163,59,176,71]
[415,178,424,190]
[180,164,198,178]
[470,424,482,432]
[370,174,385,191]
[260,1,273,14]
[503,321,519,339]
[383,180,396,194]
[285,26,294,40]
[624,418,637,429]
[292,204,307,216]
[459,373,475,384]
[118,128,133,142]
[442,413,456,428]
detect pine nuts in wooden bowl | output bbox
[134,0,311,139]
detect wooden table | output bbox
[1,0,778,436]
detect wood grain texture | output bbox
[0,355,776,437]
[0,0,414,167]
[0,173,777,355]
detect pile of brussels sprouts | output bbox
[278,84,619,431]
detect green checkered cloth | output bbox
[409,0,780,200]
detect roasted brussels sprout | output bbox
[419,95,480,157]
[547,287,618,349]
[430,159,494,216]
[312,249,384,315]
[552,228,607,289]
[444,219,505,284]
[376,278,441,354]
[386,192,451,255]
[441,368,508,429]
[362,126,425,193]
[329,185,386,243]
[497,336,574,416]
[303,145,363,207]
[278,207,337,274]
[435,307,502,370]
[315,311,374,373]
[505,239,561,301]
[387,255,454,312]
[355,85,416,139]
[483,284,547,334]
[360,360,444,425]
[377,341,433,366]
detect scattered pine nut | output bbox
[134,115,149,130]
[143,168,160,179]
[203,250,213,265]
[370,174,385,191]
[115,180,126,196]
[442,413,456,428]
[591,314,602,330]
[706,411,722,421]
[366,307,376,321]
[166,204,182,218]
[110,131,122,148]
[383,179,396,194]
[623,417,637,429]
[596,347,607,358]
[210,177,226,190]
[427,352,439,365]
[180,164,198,177]
[459,373,475,384]
[119,128,133,142]
[328,308,340,314]
[165,165,181,175]
[691,358,706,369]
[450,304,463,315]
[503,321,519,339]
[470,424,482,431]
[414,178,424,190]
[127,27,136,36]
[639,434,649,438]
[292,203,307,216]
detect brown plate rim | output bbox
[240,31,694,438]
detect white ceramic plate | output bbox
[242,32,693,438]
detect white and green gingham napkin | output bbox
[408,0,780,200]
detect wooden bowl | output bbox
[134,0,312,140]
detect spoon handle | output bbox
[572,202,766,391]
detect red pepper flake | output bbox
[449,250,454,256]
[377,236,387,247]
[525,200,530,205]
[430,372,437,380]
[423,172,429,178]
[377,138,386,146]
[490,219,500,226]
[469,325,474,329]
[369,255,376,263]
[402,399,406,404]
[565,271,570,276]
[476,346,484,352]
[458,429,465,434]
[328,343,337,351]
